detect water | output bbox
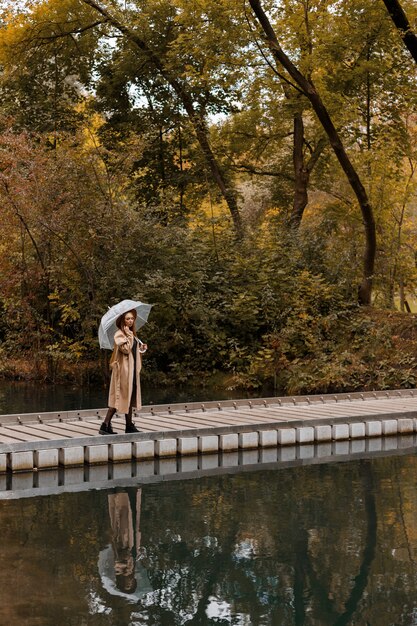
[0,379,273,414]
[2,453,417,625]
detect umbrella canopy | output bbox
[99,299,152,350]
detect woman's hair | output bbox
[110,310,137,365]
[116,310,137,336]
[116,572,137,594]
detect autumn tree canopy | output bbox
[0,0,417,391]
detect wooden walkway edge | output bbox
[1,389,417,476]
[1,433,415,500]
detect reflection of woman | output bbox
[99,310,147,435]
[107,490,142,594]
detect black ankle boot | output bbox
[99,422,115,435]
[125,423,139,434]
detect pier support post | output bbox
[84,445,109,465]
[155,439,177,457]
[34,449,59,469]
[133,440,155,460]
[59,447,84,467]
[8,451,34,472]
[178,437,198,456]
[220,433,239,451]
[199,435,219,454]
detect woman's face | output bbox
[124,312,135,328]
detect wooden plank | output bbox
[218,409,303,422]
[165,411,269,426]
[238,407,276,415]
[0,429,29,443]
[1,425,60,441]
[139,413,244,429]
[259,405,384,418]
[111,415,177,429]
[110,416,183,432]
[32,423,98,438]
[59,422,103,434]
[239,408,300,420]
[2,424,72,441]
[289,403,414,417]
[127,412,261,430]
[356,401,417,410]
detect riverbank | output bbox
[1,307,417,395]
[240,307,417,394]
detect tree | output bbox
[0,121,146,379]
[248,0,377,305]
[217,48,327,228]
[81,0,244,236]
[1,0,248,236]
[245,0,327,228]
[0,0,102,137]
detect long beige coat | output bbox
[108,329,142,414]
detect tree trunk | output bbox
[399,278,405,311]
[249,0,376,305]
[177,120,185,215]
[290,112,325,227]
[333,461,377,626]
[179,95,243,236]
[382,0,417,63]
[291,112,309,228]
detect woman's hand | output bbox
[124,325,134,338]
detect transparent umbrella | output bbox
[98,299,152,350]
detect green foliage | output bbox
[244,307,417,395]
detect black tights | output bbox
[104,405,134,426]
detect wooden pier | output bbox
[1,389,417,478]
[1,389,417,498]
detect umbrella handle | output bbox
[137,338,147,353]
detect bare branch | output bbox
[231,162,295,181]
[33,19,107,43]
[306,136,326,173]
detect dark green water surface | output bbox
[0,379,272,414]
[2,453,417,625]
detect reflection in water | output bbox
[0,379,108,414]
[99,489,152,601]
[0,379,274,414]
[109,490,140,594]
[2,454,417,624]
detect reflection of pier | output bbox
[1,390,417,476]
[1,430,416,500]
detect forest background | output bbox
[1,0,417,396]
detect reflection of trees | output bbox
[137,458,417,625]
[263,462,377,626]
[136,468,379,625]
[0,490,111,625]
[288,461,378,626]
[333,462,377,626]
[4,455,417,624]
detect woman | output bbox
[99,310,147,435]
